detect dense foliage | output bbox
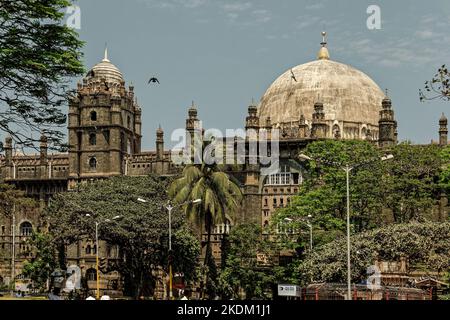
[219,224,278,299]
[0,0,84,150]
[43,175,200,298]
[272,141,444,251]
[298,222,450,285]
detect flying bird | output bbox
[86,70,95,78]
[290,69,297,82]
[148,77,160,84]
[104,81,110,91]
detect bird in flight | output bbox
[290,69,297,82]
[104,81,110,91]
[86,70,95,78]
[148,77,160,84]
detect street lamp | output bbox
[137,197,201,300]
[284,214,313,251]
[85,214,121,299]
[298,153,393,300]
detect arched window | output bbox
[86,268,97,281]
[127,116,131,128]
[86,245,91,255]
[93,245,97,255]
[20,222,33,236]
[90,111,97,121]
[89,133,96,146]
[89,157,97,170]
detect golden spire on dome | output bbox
[317,31,330,60]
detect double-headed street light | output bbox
[298,153,393,300]
[284,214,313,251]
[137,197,201,300]
[85,214,121,299]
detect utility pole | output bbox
[345,165,352,301]
[95,221,100,300]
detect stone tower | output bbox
[241,102,262,225]
[185,102,202,163]
[439,113,448,147]
[378,95,397,148]
[156,125,164,160]
[311,101,328,139]
[68,49,142,188]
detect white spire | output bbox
[103,45,110,62]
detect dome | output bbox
[87,48,124,83]
[257,34,385,134]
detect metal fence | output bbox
[299,283,431,300]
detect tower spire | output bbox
[103,44,110,62]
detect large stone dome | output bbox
[257,35,385,139]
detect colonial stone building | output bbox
[0,33,447,293]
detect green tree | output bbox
[169,164,243,298]
[298,222,450,286]
[273,140,444,253]
[22,232,58,291]
[383,143,442,222]
[44,175,200,298]
[219,224,276,300]
[272,140,384,251]
[0,0,84,149]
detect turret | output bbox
[298,114,308,138]
[156,125,164,160]
[439,113,448,146]
[245,103,259,132]
[4,136,12,166]
[311,101,328,138]
[40,135,48,165]
[378,94,397,148]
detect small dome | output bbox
[87,48,123,83]
[440,113,447,124]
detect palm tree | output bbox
[169,163,243,296]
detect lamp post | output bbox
[85,214,121,299]
[298,153,393,300]
[10,203,16,295]
[137,197,201,300]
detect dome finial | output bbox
[317,31,330,60]
[103,43,110,62]
[321,31,327,47]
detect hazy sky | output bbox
[74,0,450,149]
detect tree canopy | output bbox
[272,140,445,252]
[298,222,450,285]
[0,0,84,150]
[219,224,278,300]
[43,175,200,298]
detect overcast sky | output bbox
[74,0,450,149]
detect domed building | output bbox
[238,32,399,231]
[254,32,391,141]
[1,35,447,295]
